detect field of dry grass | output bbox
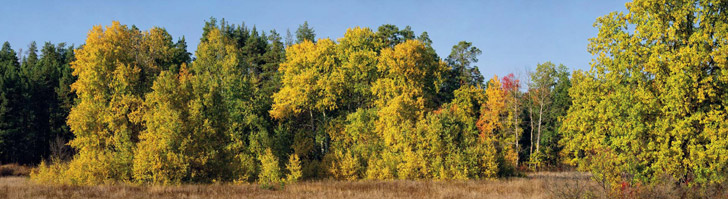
[3,168,727,199]
[0,172,614,199]
[0,164,31,177]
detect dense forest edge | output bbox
[0,0,726,196]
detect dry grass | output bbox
[0,164,31,177]
[0,172,612,199]
[6,171,724,199]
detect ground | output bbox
[0,172,608,199]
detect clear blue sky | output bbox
[0,0,629,78]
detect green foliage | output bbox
[295,21,316,44]
[447,41,483,86]
[0,42,23,164]
[528,62,556,168]
[375,24,415,48]
[540,65,570,167]
[0,41,76,165]
[441,41,484,102]
[562,0,728,190]
[17,19,585,186]
[415,86,496,179]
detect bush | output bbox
[30,160,68,184]
[258,148,282,189]
[285,154,302,183]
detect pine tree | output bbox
[295,21,316,44]
[0,42,23,164]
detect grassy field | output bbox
[3,169,728,199]
[0,172,611,199]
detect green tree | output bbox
[36,42,76,162]
[324,27,382,180]
[295,21,316,44]
[285,29,294,47]
[0,42,23,164]
[562,0,728,190]
[439,41,484,111]
[0,41,77,165]
[447,41,484,87]
[187,26,242,182]
[412,84,497,179]
[540,65,570,167]
[526,62,556,169]
[375,24,415,48]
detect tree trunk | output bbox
[309,109,315,132]
[529,105,534,160]
[513,97,519,166]
[536,102,543,154]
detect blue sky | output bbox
[0,0,629,78]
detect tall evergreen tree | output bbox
[375,24,415,48]
[295,21,316,44]
[285,29,294,47]
[437,41,483,105]
[0,42,23,164]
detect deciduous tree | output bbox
[562,0,728,190]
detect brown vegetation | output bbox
[0,164,31,177]
[1,172,598,199]
[2,171,727,199]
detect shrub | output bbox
[285,154,302,183]
[258,148,282,189]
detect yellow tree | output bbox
[478,76,505,140]
[452,85,495,179]
[335,27,381,111]
[368,40,447,179]
[501,74,523,169]
[270,39,340,120]
[133,67,192,184]
[412,84,497,179]
[477,76,514,175]
[270,38,340,178]
[326,27,382,180]
[59,22,178,184]
[562,0,728,190]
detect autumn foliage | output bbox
[14,0,728,192]
[561,0,728,191]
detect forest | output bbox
[1,0,727,196]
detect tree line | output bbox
[1,0,727,193]
[1,18,571,185]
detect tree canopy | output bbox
[561,0,728,190]
[4,1,722,194]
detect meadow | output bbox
[6,163,728,199]
[2,166,723,199]
[2,170,603,199]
